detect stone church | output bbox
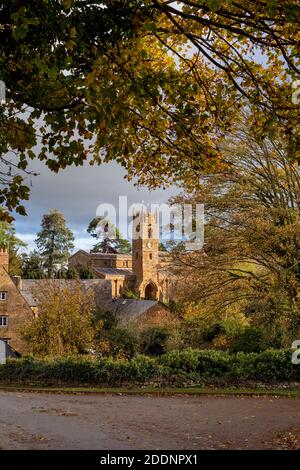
[69,210,175,302]
[0,211,175,355]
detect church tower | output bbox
[132,209,159,299]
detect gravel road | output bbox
[0,391,299,450]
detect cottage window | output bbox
[0,316,8,327]
[0,292,7,301]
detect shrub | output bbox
[165,328,185,352]
[139,327,170,356]
[105,327,138,359]
[230,327,266,353]
[122,289,140,299]
[202,323,226,342]
[0,349,298,386]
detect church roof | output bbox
[69,250,131,260]
[92,267,136,279]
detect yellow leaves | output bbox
[22,281,97,356]
[69,26,76,38]
[66,39,76,50]
[63,0,72,9]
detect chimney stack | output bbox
[0,248,9,272]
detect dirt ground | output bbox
[0,391,299,450]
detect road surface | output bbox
[0,391,299,450]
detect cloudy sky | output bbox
[14,159,177,253]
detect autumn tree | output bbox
[0,219,26,275]
[87,217,131,254]
[0,0,144,218]
[22,280,98,356]
[35,209,74,278]
[0,1,299,217]
[170,124,300,346]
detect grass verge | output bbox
[0,384,299,397]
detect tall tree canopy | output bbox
[87,216,131,254]
[35,209,74,277]
[21,250,45,279]
[170,123,300,346]
[0,218,26,274]
[0,1,299,218]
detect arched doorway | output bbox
[144,282,158,300]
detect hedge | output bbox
[0,349,298,386]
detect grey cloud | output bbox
[14,159,177,251]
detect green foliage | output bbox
[64,266,79,279]
[0,0,298,217]
[105,328,138,359]
[0,349,298,386]
[171,129,300,346]
[122,289,140,299]
[202,323,226,342]
[0,220,26,275]
[8,248,22,276]
[61,265,94,279]
[21,250,45,279]
[139,326,170,356]
[0,1,143,218]
[35,209,74,278]
[94,309,138,358]
[77,265,94,279]
[158,349,300,382]
[87,217,131,254]
[158,242,168,252]
[230,327,267,354]
[21,281,97,356]
[94,309,118,330]
[0,221,25,250]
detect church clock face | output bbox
[147,241,152,249]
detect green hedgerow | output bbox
[0,349,298,386]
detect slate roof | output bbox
[98,299,169,321]
[69,250,132,260]
[20,279,112,307]
[92,267,136,279]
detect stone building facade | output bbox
[69,210,175,302]
[0,250,33,354]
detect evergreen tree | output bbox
[35,209,74,278]
[87,217,131,254]
[21,250,45,279]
